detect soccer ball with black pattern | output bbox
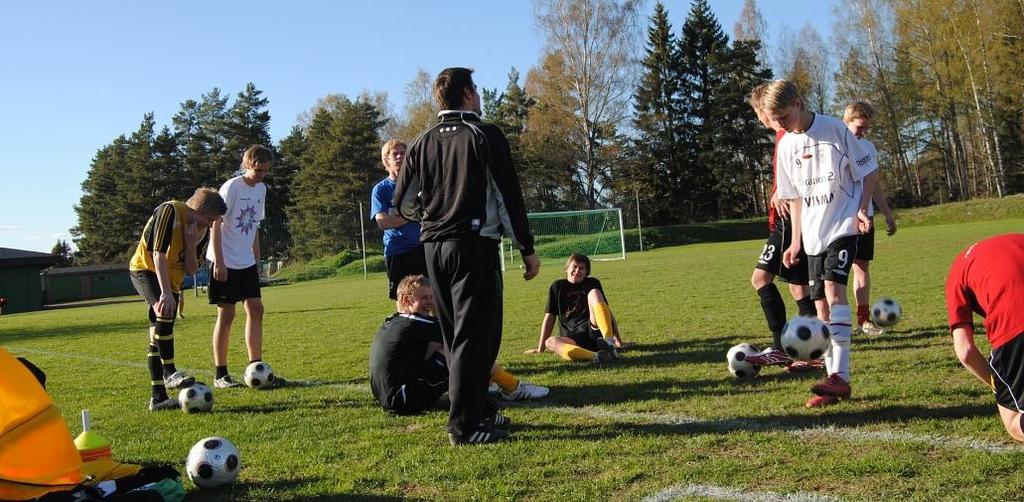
[781,316,830,361]
[178,383,213,413]
[243,361,275,389]
[186,437,241,488]
[871,297,902,327]
[726,343,761,379]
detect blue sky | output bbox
[0,1,834,253]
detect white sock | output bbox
[830,304,853,382]
[824,346,835,375]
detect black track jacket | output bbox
[393,111,535,258]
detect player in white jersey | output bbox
[763,80,879,408]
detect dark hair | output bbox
[565,253,591,274]
[433,67,475,110]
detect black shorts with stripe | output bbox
[855,217,875,261]
[754,219,809,285]
[383,351,449,415]
[990,333,1024,411]
[807,235,859,301]
[129,270,179,327]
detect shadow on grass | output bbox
[515,402,995,441]
[0,319,144,344]
[221,397,367,415]
[186,476,419,502]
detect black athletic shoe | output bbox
[484,411,512,428]
[449,426,510,446]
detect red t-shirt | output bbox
[945,233,1024,349]
[767,129,785,231]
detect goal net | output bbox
[500,208,626,272]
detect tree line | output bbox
[70,0,1023,265]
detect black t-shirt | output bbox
[369,313,443,403]
[545,277,606,338]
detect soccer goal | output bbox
[500,208,626,272]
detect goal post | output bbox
[501,208,626,272]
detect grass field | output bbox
[3,218,1024,501]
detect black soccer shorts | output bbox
[754,220,809,285]
[807,235,859,301]
[208,264,261,304]
[990,333,1024,412]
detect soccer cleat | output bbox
[745,347,793,366]
[214,375,242,388]
[811,373,851,398]
[487,382,501,394]
[264,374,288,388]
[485,411,512,428]
[500,381,550,401]
[148,396,179,412]
[805,394,841,408]
[784,359,824,373]
[449,426,510,446]
[163,370,195,390]
[594,349,617,363]
[860,321,884,336]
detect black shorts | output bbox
[385,247,428,300]
[385,352,449,415]
[855,217,875,261]
[990,333,1024,411]
[129,270,179,326]
[807,236,859,300]
[568,327,609,352]
[208,264,261,304]
[754,220,809,285]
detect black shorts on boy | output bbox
[808,236,859,300]
[755,219,810,285]
[208,264,261,304]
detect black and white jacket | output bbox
[393,110,535,258]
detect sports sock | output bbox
[796,296,817,317]
[147,343,167,400]
[757,284,786,349]
[829,304,853,382]
[857,304,870,326]
[153,316,176,375]
[490,365,520,393]
[592,301,614,343]
[216,365,229,379]
[555,344,596,362]
[249,358,262,364]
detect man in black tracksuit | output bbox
[393,67,540,445]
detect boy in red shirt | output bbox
[946,233,1024,441]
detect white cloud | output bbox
[25,235,41,241]
[0,225,21,232]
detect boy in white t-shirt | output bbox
[207,145,284,388]
[764,80,878,408]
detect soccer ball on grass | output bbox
[781,316,830,361]
[871,297,902,327]
[726,343,761,379]
[178,383,213,413]
[243,361,275,389]
[186,436,241,488]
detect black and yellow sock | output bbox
[148,343,167,400]
[154,316,176,375]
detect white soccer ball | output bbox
[178,383,213,413]
[243,361,275,389]
[726,343,761,379]
[186,437,241,488]
[781,316,831,361]
[871,297,902,327]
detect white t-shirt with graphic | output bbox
[775,114,877,255]
[207,176,266,269]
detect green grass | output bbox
[3,218,1024,500]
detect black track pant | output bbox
[424,238,503,437]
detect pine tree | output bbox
[287,97,384,260]
[630,2,682,224]
[265,126,305,259]
[224,82,273,177]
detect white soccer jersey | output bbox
[207,176,266,269]
[859,138,879,216]
[775,114,877,255]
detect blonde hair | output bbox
[747,82,768,111]
[564,253,591,274]
[843,101,875,123]
[242,144,274,167]
[397,274,430,312]
[761,80,803,114]
[186,187,227,217]
[380,139,407,165]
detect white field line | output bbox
[10,346,1020,453]
[642,483,840,502]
